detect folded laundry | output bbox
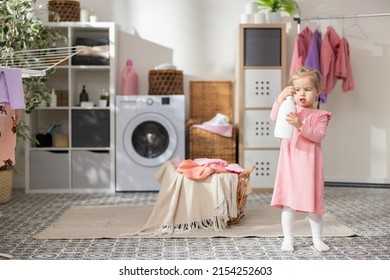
[177,158,245,180]
[202,113,230,126]
[75,45,109,59]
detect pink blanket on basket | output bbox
[193,113,233,137]
[193,124,233,137]
[177,158,245,180]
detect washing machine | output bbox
[116,95,185,191]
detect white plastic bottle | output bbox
[50,89,57,108]
[274,96,296,139]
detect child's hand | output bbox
[277,86,295,104]
[286,112,302,129]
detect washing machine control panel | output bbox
[146,97,154,105]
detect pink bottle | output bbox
[120,59,138,95]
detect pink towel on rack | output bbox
[0,67,26,109]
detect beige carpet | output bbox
[34,204,356,239]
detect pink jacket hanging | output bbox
[320,26,341,94]
[335,37,354,92]
[290,26,312,77]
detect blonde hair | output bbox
[288,66,322,93]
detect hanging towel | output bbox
[0,67,25,109]
[335,38,354,92]
[290,26,312,77]
[320,26,341,95]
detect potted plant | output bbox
[99,93,109,107]
[0,159,16,204]
[256,0,300,23]
[0,0,64,142]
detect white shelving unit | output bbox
[237,24,287,190]
[25,22,117,193]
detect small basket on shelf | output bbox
[148,70,184,95]
[48,0,80,22]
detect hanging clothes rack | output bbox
[293,12,390,33]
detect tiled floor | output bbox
[0,186,389,260]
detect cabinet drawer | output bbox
[29,151,70,189]
[244,69,281,108]
[71,109,110,147]
[243,110,280,148]
[244,150,279,189]
[72,150,111,189]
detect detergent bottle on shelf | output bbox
[120,59,138,95]
[50,89,57,108]
[274,96,296,139]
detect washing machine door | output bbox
[123,112,178,167]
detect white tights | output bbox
[281,206,330,252]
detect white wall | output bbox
[20,0,390,186]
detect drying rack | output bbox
[0,46,85,78]
[0,46,84,260]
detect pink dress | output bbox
[270,101,332,214]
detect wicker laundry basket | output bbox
[189,81,237,163]
[228,165,255,225]
[48,0,80,22]
[0,170,13,204]
[148,70,184,95]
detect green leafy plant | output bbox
[0,0,64,142]
[256,0,300,15]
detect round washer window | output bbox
[132,121,169,159]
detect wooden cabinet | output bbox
[25,22,117,193]
[237,24,287,190]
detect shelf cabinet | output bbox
[25,22,117,193]
[237,24,287,190]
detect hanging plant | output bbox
[0,0,64,142]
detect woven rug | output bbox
[34,204,356,240]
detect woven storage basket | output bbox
[48,0,80,22]
[148,70,184,95]
[190,126,237,163]
[189,81,236,163]
[228,165,254,225]
[190,81,232,121]
[0,170,13,204]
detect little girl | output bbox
[270,66,332,252]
